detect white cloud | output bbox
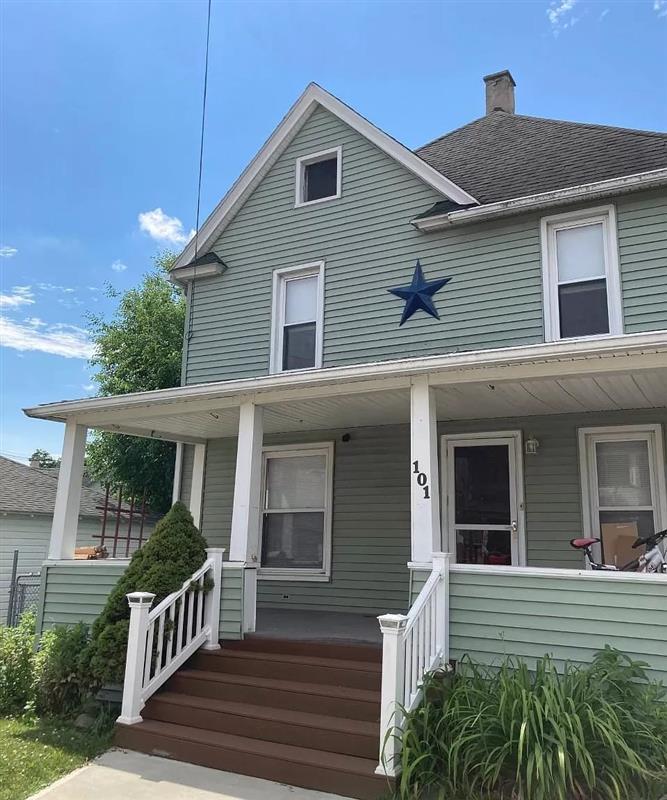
[36,282,75,293]
[0,286,35,308]
[654,0,667,17]
[0,245,18,258]
[111,259,128,272]
[138,208,195,246]
[82,383,96,393]
[0,316,95,359]
[547,0,577,33]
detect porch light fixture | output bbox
[525,435,540,455]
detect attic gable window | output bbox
[541,206,623,341]
[295,147,342,207]
[270,262,324,373]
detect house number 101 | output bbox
[412,460,430,499]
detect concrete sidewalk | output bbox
[29,749,353,800]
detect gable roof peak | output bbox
[172,83,478,271]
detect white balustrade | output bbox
[376,552,450,777]
[117,547,224,725]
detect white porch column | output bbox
[172,442,184,505]
[49,421,87,560]
[376,613,408,776]
[409,375,442,565]
[189,443,207,528]
[229,400,264,633]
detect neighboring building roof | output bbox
[415,112,667,204]
[0,455,104,517]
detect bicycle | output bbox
[570,528,667,573]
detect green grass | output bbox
[0,716,113,800]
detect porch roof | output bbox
[23,331,667,443]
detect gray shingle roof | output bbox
[0,455,104,517]
[415,112,667,204]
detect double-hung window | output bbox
[259,443,334,581]
[579,425,667,568]
[541,206,623,341]
[270,262,324,373]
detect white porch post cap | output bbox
[377,613,409,633]
[126,592,155,607]
[206,547,226,556]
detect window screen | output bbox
[261,453,328,572]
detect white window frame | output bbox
[540,204,623,342]
[270,261,324,374]
[258,442,334,582]
[578,424,667,564]
[295,146,342,207]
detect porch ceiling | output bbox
[56,367,667,443]
[23,332,667,443]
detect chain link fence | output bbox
[6,549,41,626]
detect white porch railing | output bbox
[117,547,224,725]
[377,552,450,777]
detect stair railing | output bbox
[376,552,450,777]
[117,547,224,725]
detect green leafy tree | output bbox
[29,448,61,468]
[86,252,184,511]
[82,502,208,686]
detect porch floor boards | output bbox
[254,607,383,645]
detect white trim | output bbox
[450,562,667,584]
[440,430,526,567]
[169,261,225,286]
[42,558,132,567]
[189,443,207,528]
[577,424,667,562]
[49,422,88,560]
[269,261,325,374]
[258,441,334,582]
[24,330,667,424]
[409,376,441,563]
[172,442,184,505]
[172,83,477,269]
[541,205,623,342]
[412,168,667,231]
[295,146,342,207]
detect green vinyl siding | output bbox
[184,106,544,385]
[439,407,667,569]
[197,408,666,615]
[183,102,666,385]
[220,563,244,640]
[617,190,667,333]
[38,561,128,634]
[200,425,412,614]
[449,569,667,683]
[1,516,101,624]
[37,559,242,642]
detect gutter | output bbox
[412,168,667,231]
[22,329,667,422]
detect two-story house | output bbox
[26,71,667,799]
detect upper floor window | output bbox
[270,261,324,373]
[541,206,622,341]
[295,147,342,207]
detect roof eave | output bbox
[411,168,667,231]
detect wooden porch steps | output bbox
[115,637,391,800]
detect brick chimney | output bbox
[484,70,516,114]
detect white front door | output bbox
[442,431,525,566]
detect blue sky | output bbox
[1,0,666,462]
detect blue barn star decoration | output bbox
[388,260,452,326]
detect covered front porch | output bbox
[26,331,667,640]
